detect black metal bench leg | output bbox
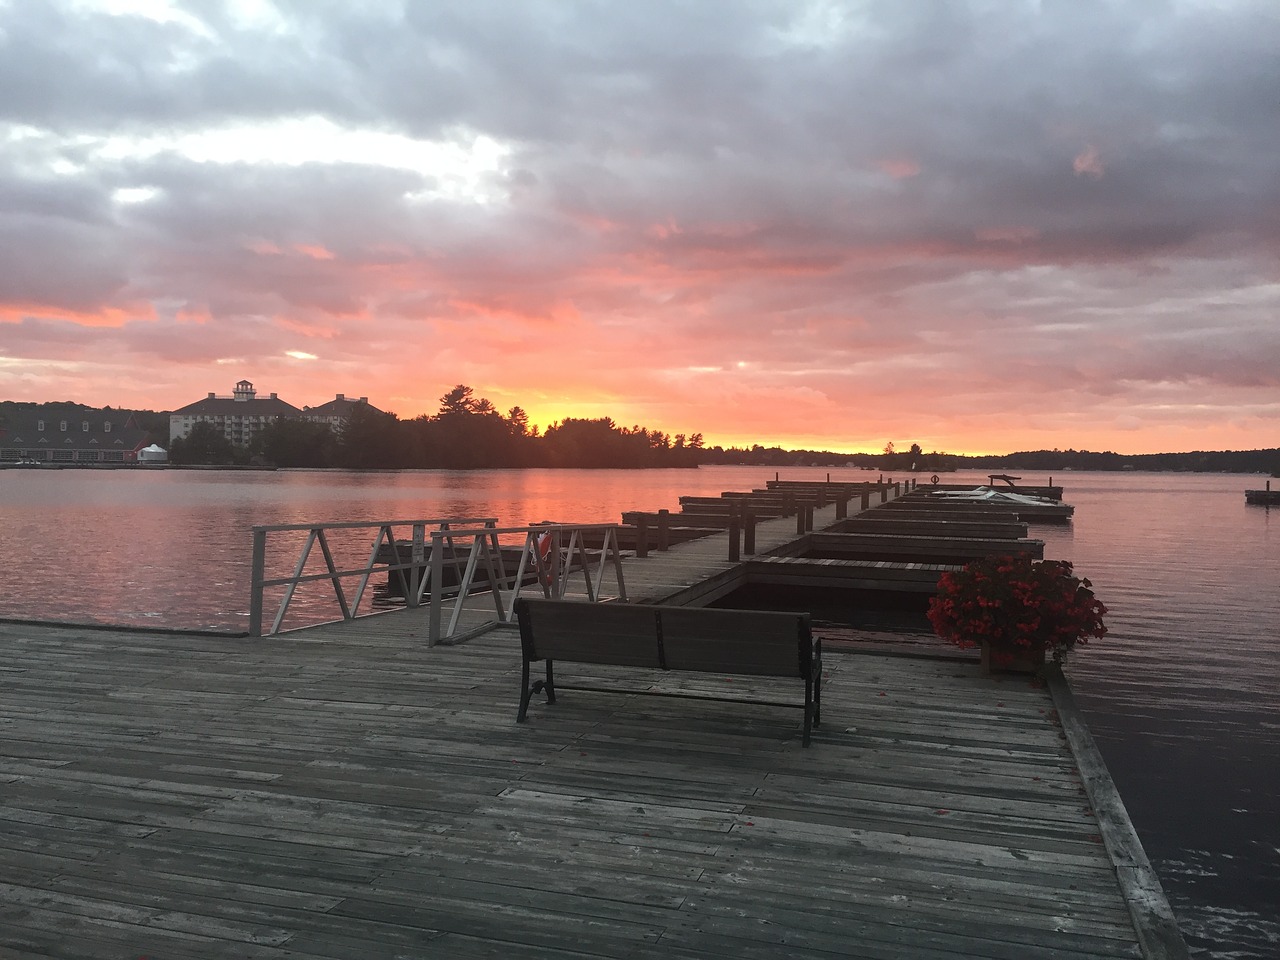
[518,659,557,723]
[814,670,822,727]
[802,678,813,747]
[518,658,533,722]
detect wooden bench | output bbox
[513,599,822,746]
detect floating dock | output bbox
[0,478,1189,958]
[1245,481,1280,505]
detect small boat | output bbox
[925,487,1075,521]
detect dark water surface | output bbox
[1,466,1276,956]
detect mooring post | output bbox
[743,509,756,555]
[657,509,670,551]
[248,528,266,637]
[407,523,425,607]
[796,505,805,535]
[428,531,444,646]
[635,515,649,558]
[728,506,741,562]
[836,495,847,520]
[804,505,814,532]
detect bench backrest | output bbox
[516,599,663,668]
[658,607,811,678]
[515,599,813,678]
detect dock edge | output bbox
[1047,666,1192,960]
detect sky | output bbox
[2,0,1278,456]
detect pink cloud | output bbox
[1073,145,1105,179]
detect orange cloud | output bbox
[295,244,336,260]
[0,303,154,327]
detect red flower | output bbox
[928,555,1109,665]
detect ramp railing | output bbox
[425,523,628,645]
[248,517,498,636]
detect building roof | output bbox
[172,395,303,416]
[0,402,150,452]
[303,394,383,418]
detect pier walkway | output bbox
[0,484,1186,958]
[4,619,1159,959]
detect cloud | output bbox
[1,0,1278,454]
[1073,145,1105,179]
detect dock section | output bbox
[2,618,1165,959]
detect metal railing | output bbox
[248,517,498,636]
[248,518,628,645]
[424,523,628,645]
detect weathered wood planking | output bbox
[0,615,1152,959]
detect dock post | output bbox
[835,495,847,521]
[407,524,425,607]
[804,505,814,532]
[657,509,670,551]
[728,507,741,562]
[743,510,756,555]
[861,491,870,511]
[880,486,888,503]
[428,531,444,646]
[635,515,649,558]
[248,528,266,637]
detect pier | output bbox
[1245,480,1280,505]
[0,478,1189,958]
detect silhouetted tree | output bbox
[335,405,403,468]
[251,419,336,467]
[169,422,238,465]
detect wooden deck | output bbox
[2,618,1153,959]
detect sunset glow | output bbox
[2,1,1277,455]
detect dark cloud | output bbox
[1,0,1277,452]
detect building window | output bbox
[77,450,97,461]
[105,422,112,433]
[82,421,90,432]
[37,420,45,431]
[60,420,67,431]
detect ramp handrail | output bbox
[426,523,629,645]
[248,517,499,636]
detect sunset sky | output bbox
[2,0,1277,455]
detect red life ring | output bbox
[535,531,554,585]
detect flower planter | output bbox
[980,641,1046,675]
[928,555,1109,672]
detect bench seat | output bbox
[514,598,822,746]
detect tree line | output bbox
[167,385,706,469]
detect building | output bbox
[169,380,302,447]
[0,403,152,464]
[302,393,382,430]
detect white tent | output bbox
[138,444,168,462]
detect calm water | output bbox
[1,466,1276,957]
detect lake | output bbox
[1,465,1276,957]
